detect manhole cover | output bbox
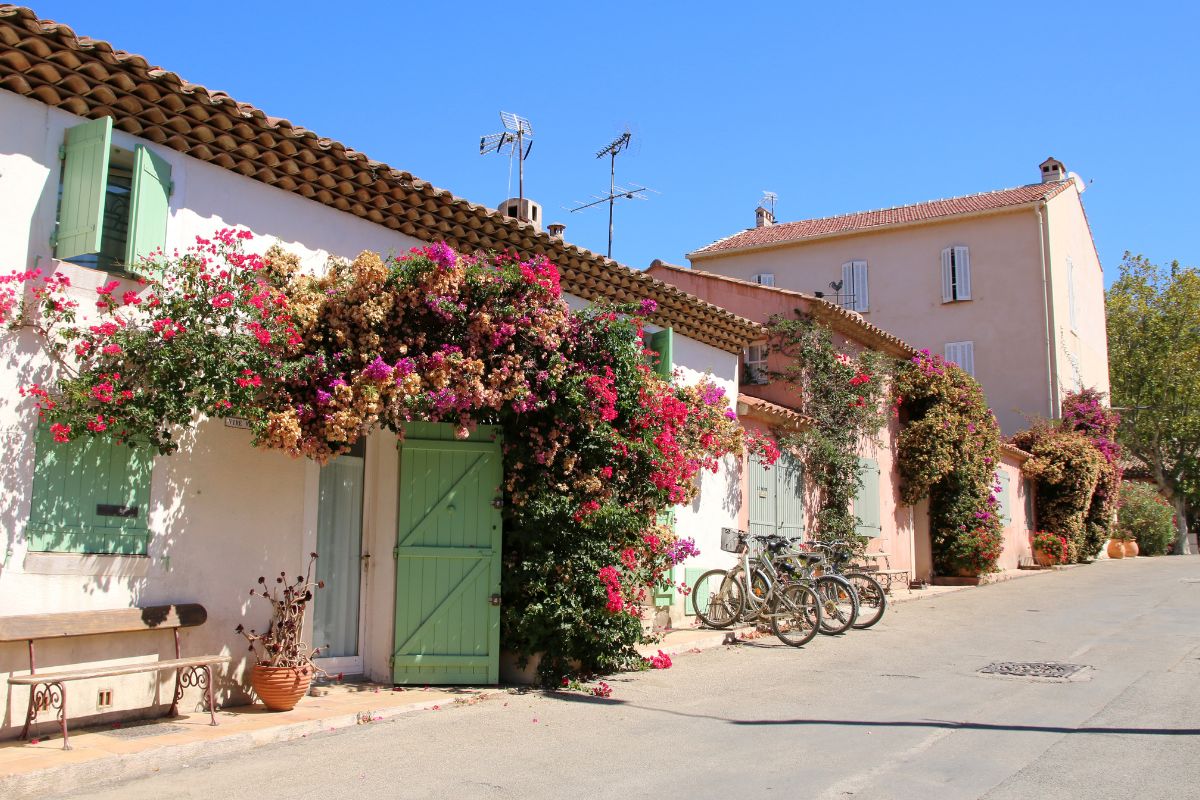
[99,722,187,739]
[979,662,1088,680]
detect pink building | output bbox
[647,264,1036,586]
[685,159,1110,436]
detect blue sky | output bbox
[30,1,1199,285]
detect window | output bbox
[1066,256,1078,331]
[744,344,768,384]
[27,425,154,555]
[751,273,775,287]
[840,260,868,312]
[643,327,673,378]
[941,246,971,302]
[54,117,172,275]
[945,341,975,377]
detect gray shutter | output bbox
[841,261,855,308]
[776,452,804,539]
[853,261,869,312]
[854,457,882,538]
[941,248,954,302]
[955,246,971,300]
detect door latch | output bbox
[489,594,502,607]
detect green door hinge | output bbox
[387,655,394,668]
[392,544,399,559]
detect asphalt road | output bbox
[60,557,1200,800]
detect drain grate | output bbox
[979,661,1087,680]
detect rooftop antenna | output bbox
[568,129,652,259]
[479,111,534,220]
[760,191,778,217]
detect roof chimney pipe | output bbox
[548,222,566,240]
[755,206,775,228]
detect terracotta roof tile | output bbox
[0,5,762,353]
[737,394,813,430]
[690,181,1077,257]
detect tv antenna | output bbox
[759,191,778,216]
[568,129,652,259]
[479,111,534,220]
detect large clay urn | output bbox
[1123,539,1139,558]
[1106,539,1126,560]
[251,664,314,711]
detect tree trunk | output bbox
[1173,496,1192,556]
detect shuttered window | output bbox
[841,260,869,312]
[55,118,172,276]
[941,246,971,302]
[644,327,673,379]
[27,426,154,555]
[997,470,1012,525]
[945,341,975,377]
[854,457,882,539]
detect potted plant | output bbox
[236,553,325,711]
[1106,536,1126,560]
[1121,531,1140,558]
[1031,531,1068,567]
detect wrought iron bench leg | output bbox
[20,681,70,750]
[204,664,218,726]
[171,665,219,725]
[169,667,183,718]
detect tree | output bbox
[1106,252,1200,555]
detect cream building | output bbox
[686,159,1110,434]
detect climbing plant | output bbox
[768,313,892,545]
[892,350,1004,575]
[7,231,744,681]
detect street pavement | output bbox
[58,556,1200,800]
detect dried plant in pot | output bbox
[237,553,325,711]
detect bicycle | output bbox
[774,544,860,635]
[804,540,888,629]
[692,529,823,647]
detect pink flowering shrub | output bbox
[894,349,1004,575]
[647,650,672,669]
[6,233,742,682]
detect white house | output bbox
[0,6,759,734]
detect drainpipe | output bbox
[1035,203,1059,419]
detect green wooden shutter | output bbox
[125,145,172,271]
[648,327,673,379]
[27,427,153,554]
[854,457,882,539]
[777,452,805,539]
[1023,478,1035,530]
[653,507,677,607]
[683,566,705,616]
[747,452,777,538]
[55,117,113,259]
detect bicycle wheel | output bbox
[815,575,859,635]
[691,569,745,629]
[742,569,772,624]
[845,572,887,629]
[769,582,821,647]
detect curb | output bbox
[2,689,505,799]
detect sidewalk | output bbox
[0,683,498,798]
[3,562,1069,797]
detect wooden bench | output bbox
[1,604,230,750]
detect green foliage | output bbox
[893,350,1004,575]
[1012,423,1104,562]
[768,314,891,545]
[1117,481,1175,556]
[1107,252,1200,552]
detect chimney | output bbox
[1039,157,1066,184]
[497,197,544,233]
[755,205,775,228]
[547,222,566,240]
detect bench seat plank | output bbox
[8,654,231,685]
[0,604,208,642]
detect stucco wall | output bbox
[0,90,748,729]
[1044,188,1111,400]
[995,455,1035,571]
[690,204,1088,435]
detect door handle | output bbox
[489,594,502,607]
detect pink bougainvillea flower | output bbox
[210,292,235,309]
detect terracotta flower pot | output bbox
[1123,539,1139,558]
[1033,548,1056,568]
[251,664,313,711]
[1106,539,1126,560]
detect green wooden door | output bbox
[393,423,502,685]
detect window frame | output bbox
[744,344,769,385]
[941,246,971,302]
